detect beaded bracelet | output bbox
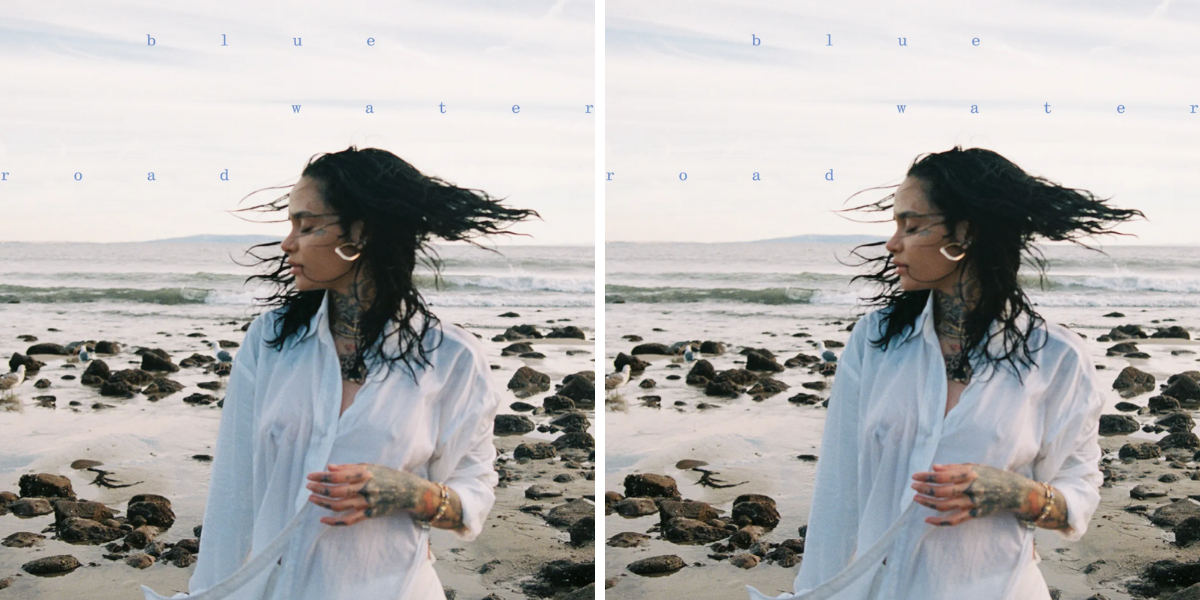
[415,482,450,531]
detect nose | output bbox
[280,228,298,254]
[885,227,903,255]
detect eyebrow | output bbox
[894,210,935,220]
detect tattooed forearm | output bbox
[359,465,466,531]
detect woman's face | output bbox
[279,176,365,295]
[884,175,970,294]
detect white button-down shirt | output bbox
[167,290,500,600]
[749,291,1104,600]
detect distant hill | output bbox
[141,234,283,244]
[747,234,887,244]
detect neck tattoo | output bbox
[934,279,980,384]
[329,276,375,383]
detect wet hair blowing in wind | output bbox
[233,146,541,379]
[841,146,1145,383]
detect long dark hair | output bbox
[840,146,1144,382]
[232,146,541,380]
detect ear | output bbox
[954,220,970,245]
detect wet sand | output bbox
[0,307,595,599]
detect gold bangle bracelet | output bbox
[415,482,450,531]
[1033,483,1055,525]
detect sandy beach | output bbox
[0,305,596,599]
[604,304,1200,599]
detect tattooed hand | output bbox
[910,463,1047,527]
[305,463,464,528]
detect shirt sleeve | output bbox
[189,315,266,592]
[1031,339,1104,542]
[425,338,501,541]
[791,314,871,594]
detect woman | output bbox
[747,146,1144,600]
[143,147,540,600]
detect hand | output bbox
[305,463,433,526]
[910,463,1041,527]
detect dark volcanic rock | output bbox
[19,473,76,500]
[745,351,784,373]
[747,378,790,398]
[568,515,594,545]
[127,494,175,529]
[140,352,180,373]
[1099,414,1140,435]
[54,500,114,526]
[1152,500,1200,528]
[514,442,557,460]
[614,498,658,517]
[501,342,534,356]
[557,371,596,408]
[659,500,719,523]
[22,555,81,576]
[614,352,651,374]
[9,497,53,517]
[1165,376,1200,407]
[732,494,781,529]
[1151,395,1184,413]
[627,555,685,575]
[549,411,591,433]
[494,414,536,435]
[623,473,681,500]
[26,343,69,355]
[700,341,726,354]
[1153,326,1191,340]
[545,499,594,528]
[182,393,218,405]
[686,359,717,385]
[1120,442,1162,460]
[1113,366,1155,396]
[631,343,672,355]
[1132,484,1168,500]
[551,432,594,450]
[607,531,651,548]
[100,379,138,398]
[542,395,576,413]
[1160,432,1200,450]
[58,517,125,544]
[507,366,551,398]
[662,517,733,544]
[1176,517,1200,546]
[2,532,45,548]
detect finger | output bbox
[913,467,974,484]
[914,494,974,513]
[307,469,369,485]
[320,508,367,527]
[309,494,369,513]
[307,480,369,497]
[910,481,971,498]
[925,508,973,526]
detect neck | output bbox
[329,276,375,340]
[933,277,979,338]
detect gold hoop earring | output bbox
[939,243,967,262]
[334,242,363,261]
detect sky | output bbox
[0,0,595,244]
[606,0,1200,244]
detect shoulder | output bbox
[425,320,491,376]
[1039,320,1096,373]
